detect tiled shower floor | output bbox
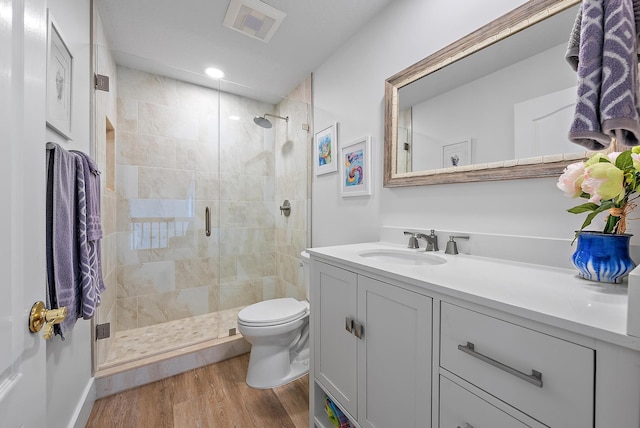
[102,306,245,368]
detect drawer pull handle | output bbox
[458,342,543,388]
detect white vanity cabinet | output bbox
[309,243,640,428]
[312,260,432,428]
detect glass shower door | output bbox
[94,67,223,369]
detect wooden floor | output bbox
[86,353,309,428]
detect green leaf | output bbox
[616,151,634,170]
[567,203,599,214]
[579,209,602,230]
[575,201,615,230]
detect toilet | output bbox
[237,251,311,389]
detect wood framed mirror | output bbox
[384,0,587,187]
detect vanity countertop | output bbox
[307,242,640,351]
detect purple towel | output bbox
[71,151,102,241]
[46,143,81,339]
[569,0,640,149]
[46,143,106,338]
[71,150,105,318]
[565,3,583,71]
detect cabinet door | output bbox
[357,275,432,428]
[313,261,358,418]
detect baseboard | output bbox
[71,378,95,428]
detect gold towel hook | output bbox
[29,301,67,340]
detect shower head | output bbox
[253,116,272,128]
[253,113,289,129]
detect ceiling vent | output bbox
[223,0,286,43]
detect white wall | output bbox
[312,0,638,247]
[45,0,94,427]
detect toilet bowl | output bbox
[237,251,311,389]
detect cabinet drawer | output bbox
[440,302,594,428]
[440,375,529,428]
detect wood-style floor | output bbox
[86,353,309,428]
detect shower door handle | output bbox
[205,206,211,237]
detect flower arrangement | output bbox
[557,148,640,234]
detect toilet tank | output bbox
[300,250,311,300]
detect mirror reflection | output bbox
[385,0,585,186]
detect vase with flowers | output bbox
[557,148,639,283]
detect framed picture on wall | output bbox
[341,136,372,197]
[46,11,73,140]
[314,122,338,175]
[442,139,471,168]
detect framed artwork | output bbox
[341,136,371,197]
[442,139,471,168]
[46,11,73,140]
[314,122,338,175]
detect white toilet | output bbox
[237,251,311,389]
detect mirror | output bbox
[384,0,586,187]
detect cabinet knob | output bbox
[345,317,354,333]
[353,322,364,339]
[345,317,364,339]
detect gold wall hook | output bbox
[29,301,67,340]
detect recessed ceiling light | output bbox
[205,67,225,79]
[229,115,240,121]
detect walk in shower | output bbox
[92,63,312,371]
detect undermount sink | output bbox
[358,249,447,266]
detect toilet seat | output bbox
[238,298,309,327]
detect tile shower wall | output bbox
[114,66,281,331]
[275,78,312,299]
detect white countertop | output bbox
[307,242,640,351]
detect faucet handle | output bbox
[445,235,469,255]
[403,231,419,249]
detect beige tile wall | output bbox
[275,77,312,300]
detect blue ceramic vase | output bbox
[572,231,636,284]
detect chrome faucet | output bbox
[403,231,420,249]
[416,230,439,252]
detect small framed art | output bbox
[314,122,338,175]
[341,136,372,197]
[46,11,73,140]
[442,139,471,168]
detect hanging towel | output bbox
[565,3,583,71]
[71,150,105,318]
[46,143,82,339]
[46,143,105,338]
[566,1,640,69]
[568,0,640,149]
